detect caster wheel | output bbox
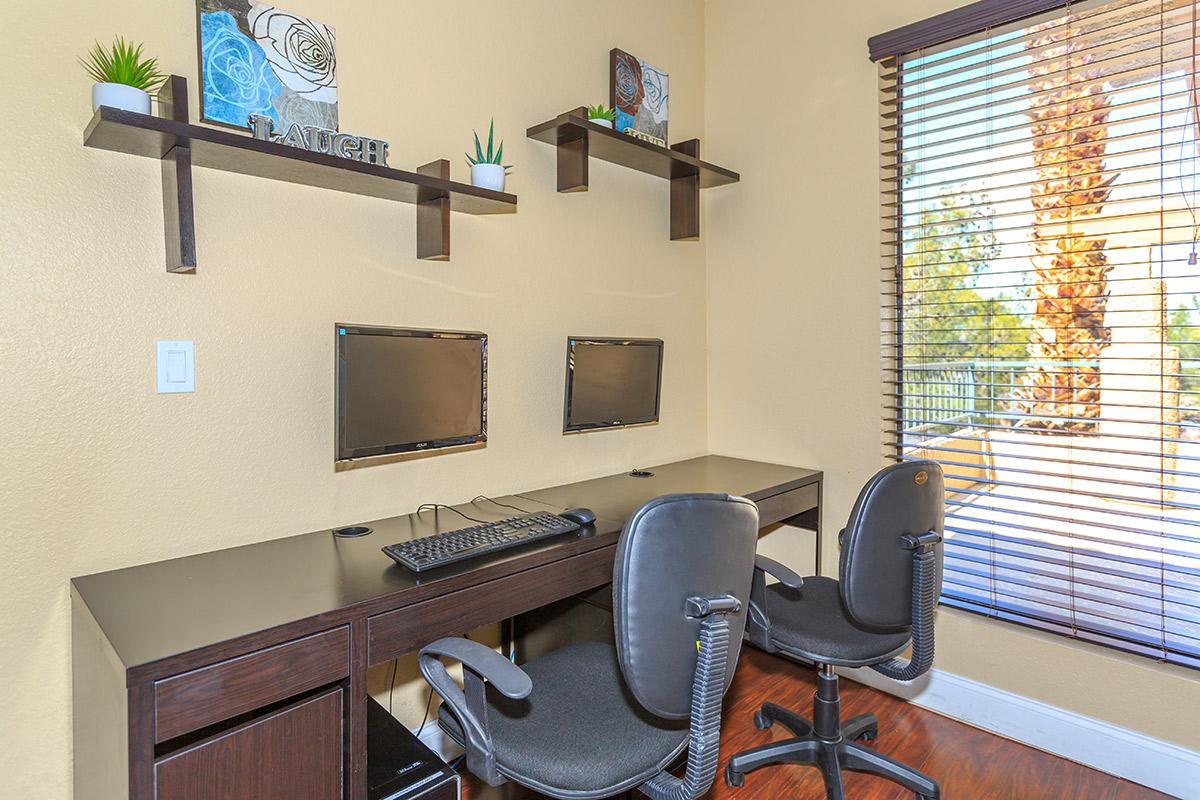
[753,710,772,730]
[725,765,744,788]
[856,729,877,742]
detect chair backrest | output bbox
[839,460,944,630]
[612,493,759,720]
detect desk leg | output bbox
[815,479,823,576]
[780,480,823,577]
[129,683,155,800]
[348,618,369,800]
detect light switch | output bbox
[157,340,195,394]
[165,350,187,383]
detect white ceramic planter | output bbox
[589,118,614,129]
[471,163,506,192]
[92,82,151,114]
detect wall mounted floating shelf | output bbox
[526,107,739,241]
[83,76,517,272]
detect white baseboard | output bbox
[415,720,464,764]
[839,666,1199,800]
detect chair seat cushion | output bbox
[765,576,912,667]
[438,640,688,798]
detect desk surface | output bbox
[517,456,819,520]
[72,455,820,676]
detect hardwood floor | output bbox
[461,648,1176,800]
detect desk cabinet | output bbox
[155,688,343,800]
[71,599,352,800]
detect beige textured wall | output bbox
[0,1,707,795]
[703,0,1200,751]
[6,0,1199,795]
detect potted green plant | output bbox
[80,37,165,115]
[466,120,511,192]
[587,104,616,129]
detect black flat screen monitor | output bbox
[336,325,487,461]
[563,337,663,433]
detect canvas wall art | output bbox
[197,0,337,131]
[610,48,668,145]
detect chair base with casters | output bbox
[725,665,938,800]
[725,461,946,800]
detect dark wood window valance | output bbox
[868,0,1072,61]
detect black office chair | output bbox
[725,460,945,800]
[419,493,760,799]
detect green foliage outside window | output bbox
[901,189,1032,431]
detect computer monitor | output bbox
[562,337,664,433]
[336,325,487,461]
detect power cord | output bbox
[387,658,399,715]
[416,686,434,738]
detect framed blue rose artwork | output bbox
[197,0,337,131]
[609,48,668,145]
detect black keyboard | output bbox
[382,511,581,572]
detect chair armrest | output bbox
[420,637,532,699]
[746,556,803,653]
[419,637,532,786]
[754,555,804,589]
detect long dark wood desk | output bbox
[71,455,821,800]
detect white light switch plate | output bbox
[157,340,194,394]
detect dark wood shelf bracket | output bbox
[158,76,197,273]
[527,107,738,242]
[556,109,590,193]
[670,138,700,241]
[416,159,451,261]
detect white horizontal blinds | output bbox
[882,0,1200,668]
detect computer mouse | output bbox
[560,507,596,526]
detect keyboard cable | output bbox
[470,495,537,514]
[415,503,488,524]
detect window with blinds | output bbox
[879,0,1200,667]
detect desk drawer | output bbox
[155,626,349,742]
[369,547,614,664]
[755,483,819,527]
